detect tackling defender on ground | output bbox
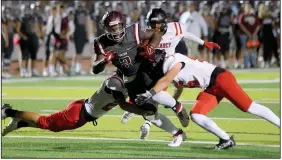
[1,75,153,136]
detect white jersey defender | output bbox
[156,22,205,57]
[163,53,216,89]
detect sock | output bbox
[151,113,179,135]
[144,120,152,126]
[5,108,18,117]
[171,101,181,113]
[152,91,176,108]
[75,62,81,73]
[247,102,280,127]
[191,113,230,140]
[17,120,29,128]
[49,65,55,73]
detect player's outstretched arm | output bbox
[135,62,183,105]
[112,91,154,116]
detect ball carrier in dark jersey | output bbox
[92,11,189,147]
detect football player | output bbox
[135,52,280,150]
[121,8,220,139]
[92,11,188,147]
[1,75,154,136]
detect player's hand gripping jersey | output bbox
[163,53,217,89]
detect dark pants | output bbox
[125,72,157,112]
[2,33,14,69]
[19,34,39,60]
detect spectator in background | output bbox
[179,2,208,59]
[73,1,91,75]
[33,5,46,76]
[17,5,40,77]
[238,3,261,68]
[43,6,57,77]
[49,4,71,77]
[213,2,233,68]
[2,7,15,78]
[232,2,244,69]
[2,10,10,78]
[258,3,280,68]
[199,1,214,63]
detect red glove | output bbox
[204,41,221,51]
[139,44,155,62]
[104,50,117,63]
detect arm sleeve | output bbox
[181,23,205,45]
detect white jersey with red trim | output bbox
[156,22,185,57]
[84,75,127,118]
[163,53,216,89]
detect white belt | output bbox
[123,74,137,83]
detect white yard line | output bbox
[4,135,279,148]
[2,97,280,104]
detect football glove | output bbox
[104,50,117,63]
[203,41,221,51]
[135,89,156,106]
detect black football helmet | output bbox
[101,11,126,42]
[146,8,168,32]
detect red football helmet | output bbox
[101,11,125,42]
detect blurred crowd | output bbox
[1,1,281,78]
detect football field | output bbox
[1,69,281,158]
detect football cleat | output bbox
[121,111,134,124]
[2,103,12,120]
[168,129,187,147]
[2,118,20,136]
[175,103,190,127]
[140,121,151,139]
[214,136,236,150]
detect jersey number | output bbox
[102,103,117,111]
[119,55,132,68]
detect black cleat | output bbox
[2,103,12,120]
[214,136,236,150]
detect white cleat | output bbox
[168,129,187,147]
[2,118,20,136]
[2,103,12,120]
[175,103,190,127]
[121,111,134,124]
[140,122,151,139]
